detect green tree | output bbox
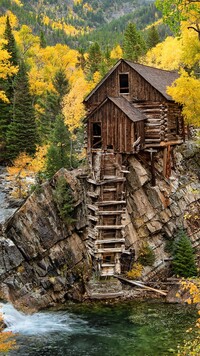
[39,30,47,48]
[172,229,197,278]
[156,0,200,38]
[123,23,146,61]
[0,16,19,153]
[53,175,75,225]
[86,41,102,78]
[3,16,18,67]
[146,25,160,49]
[6,61,37,160]
[37,68,70,143]
[45,115,71,178]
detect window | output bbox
[92,122,102,148]
[119,73,129,93]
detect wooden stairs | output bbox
[86,151,128,277]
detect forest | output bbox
[0,0,200,354]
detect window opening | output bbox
[119,73,129,93]
[92,122,102,148]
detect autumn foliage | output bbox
[0,311,16,353]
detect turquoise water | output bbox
[3,301,196,356]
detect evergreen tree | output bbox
[0,16,19,153]
[86,42,102,78]
[37,69,70,143]
[45,115,71,178]
[123,23,146,61]
[3,16,18,67]
[172,229,197,278]
[52,68,70,101]
[6,61,37,160]
[146,25,160,49]
[39,30,47,48]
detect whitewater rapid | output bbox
[1,303,88,335]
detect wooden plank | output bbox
[95,238,125,244]
[88,215,98,222]
[97,200,126,206]
[95,247,124,253]
[87,177,126,185]
[114,276,167,296]
[87,204,98,211]
[97,210,124,215]
[96,225,125,229]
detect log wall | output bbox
[87,101,145,153]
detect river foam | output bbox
[1,303,88,335]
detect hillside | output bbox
[0,0,162,49]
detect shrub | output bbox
[172,229,197,278]
[53,176,75,225]
[138,242,155,266]
[126,263,143,279]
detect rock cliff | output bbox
[0,142,199,310]
[124,142,200,281]
[0,168,92,312]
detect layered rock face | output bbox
[124,143,200,280]
[0,143,199,309]
[0,169,91,312]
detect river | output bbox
[2,301,196,356]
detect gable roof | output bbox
[125,60,179,101]
[84,59,179,102]
[85,96,147,122]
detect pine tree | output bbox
[123,23,146,61]
[3,16,18,67]
[39,30,47,48]
[45,115,71,178]
[6,61,37,160]
[0,16,19,153]
[146,25,160,49]
[172,229,197,278]
[37,69,69,144]
[86,42,102,78]
[52,68,70,102]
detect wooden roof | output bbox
[84,59,179,102]
[125,60,179,101]
[85,96,147,122]
[108,96,146,122]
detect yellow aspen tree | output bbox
[167,69,200,126]
[110,45,123,60]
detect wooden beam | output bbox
[96,225,125,229]
[87,204,98,211]
[95,238,125,244]
[97,200,126,206]
[95,247,124,253]
[97,210,124,215]
[114,276,167,296]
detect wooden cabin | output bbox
[84,59,184,152]
[84,59,184,278]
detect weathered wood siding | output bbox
[85,61,166,112]
[133,101,184,146]
[87,101,144,153]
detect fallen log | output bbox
[114,275,167,296]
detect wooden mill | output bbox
[84,59,184,277]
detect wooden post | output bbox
[145,148,157,186]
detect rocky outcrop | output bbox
[124,142,200,280]
[0,143,199,309]
[0,168,92,312]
